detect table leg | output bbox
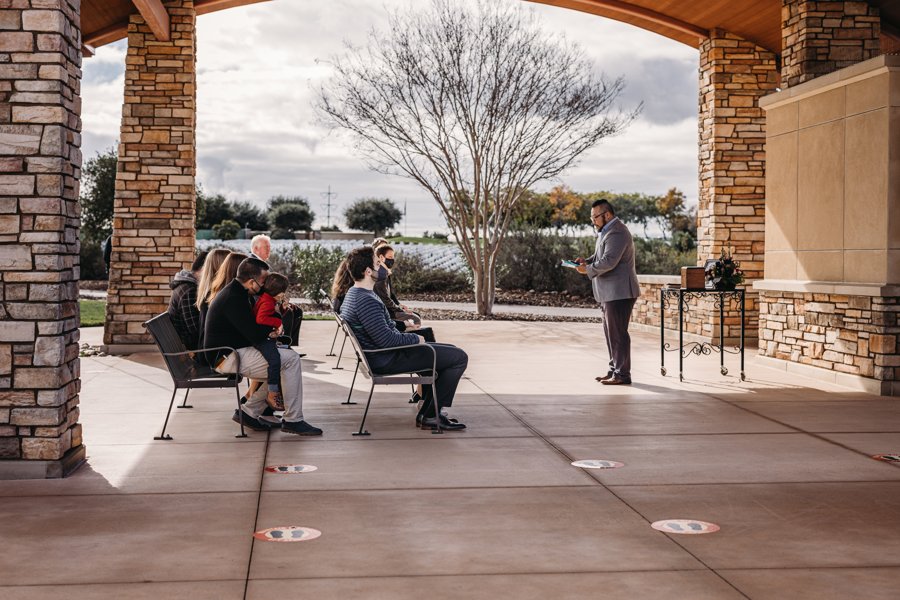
[719,292,727,376]
[660,289,666,376]
[678,290,684,382]
[740,291,746,381]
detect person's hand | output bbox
[406,321,421,331]
[400,304,409,311]
[268,330,279,339]
[576,265,587,275]
[575,257,586,265]
[277,325,284,335]
[417,336,426,344]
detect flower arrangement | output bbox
[705,248,744,291]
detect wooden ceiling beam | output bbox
[131,0,170,41]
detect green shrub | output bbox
[212,219,240,240]
[391,251,469,294]
[495,229,592,296]
[291,245,346,305]
[633,238,696,275]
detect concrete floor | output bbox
[2,320,900,599]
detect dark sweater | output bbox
[167,270,200,350]
[340,287,419,368]
[204,279,272,364]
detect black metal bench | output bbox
[143,312,247,440]
[341,318,442,435]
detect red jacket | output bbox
[253,293,283,329]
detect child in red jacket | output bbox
[253,273,290,411]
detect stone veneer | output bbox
[696,29,778,339]
[782,0,881,88]
[103,0,196,351]
[757,284,900,395]
[758,54,900,395]
[0,0,85,477]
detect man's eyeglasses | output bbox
[591,212,609,221]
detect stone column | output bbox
[696,29,778,339]
[0,0,85,478]
[103,0,197,352]
[782,0,881,88]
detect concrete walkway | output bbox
[3,321,900,599]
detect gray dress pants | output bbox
[600,298,637,381]
[217,346,305,422]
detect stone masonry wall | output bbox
[104,0,196,348]
[0,0,84,471]
[697,29,777,339]
[759,291,899,386]
[782,0,881,88]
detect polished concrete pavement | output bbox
[2,321,899,599]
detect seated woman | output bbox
[330,257,353,313]
[373,245,435,342]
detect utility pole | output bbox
[320,185,338,228]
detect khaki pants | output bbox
[217,346,304,422]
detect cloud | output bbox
[80,0,701,234]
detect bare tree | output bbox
[317,0,638,314]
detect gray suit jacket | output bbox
[585,218,641,303]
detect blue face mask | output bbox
[376,265,388,281]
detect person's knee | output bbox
[279,349,300,367]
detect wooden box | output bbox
[681,266,705,290]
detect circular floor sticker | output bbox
[253,526,322,542]
[651,520,720,535]
[571,459,624,469]
[872,454,900,463]
[265,464,318,474]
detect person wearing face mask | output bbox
[575,199,641,386]
[373,244,435,342]
[340,246,468,430]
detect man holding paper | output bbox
[575,199,641,385]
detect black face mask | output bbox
[384,258,395,268]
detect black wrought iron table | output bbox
[659,288,745,382]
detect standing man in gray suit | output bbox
[576,199,641,385]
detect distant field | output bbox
[79,300,106,327]
[387,236,450,245]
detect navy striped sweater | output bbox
[340,287,420,358]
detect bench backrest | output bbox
[340,318,375,380]
[144,312,197,384]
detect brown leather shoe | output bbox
[601,376,632,385]
[595,372,615,382]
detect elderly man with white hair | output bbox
[249,234,303,347]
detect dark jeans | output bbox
[373,343,468,417]
[253,338,281,392]
[282,305,303,346]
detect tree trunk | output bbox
[472,257,495,316]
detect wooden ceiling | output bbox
[83,0,899,57]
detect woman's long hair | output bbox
[195,248,231,309]
[330,257,353,301]
[204,251,248,307]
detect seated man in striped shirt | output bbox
[340,246,468,430]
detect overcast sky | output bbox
[80,0,699,234]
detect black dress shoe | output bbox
[232,409,271,431]
[595,371,615,382]
[420,415,466,430]
[281,420,323,436]
[601,376,632,385]
[416,411,458,426]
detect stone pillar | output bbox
[782,0,881,88]
[103,0,196,352]
[696,29,778,339]
[0,0,85,478]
